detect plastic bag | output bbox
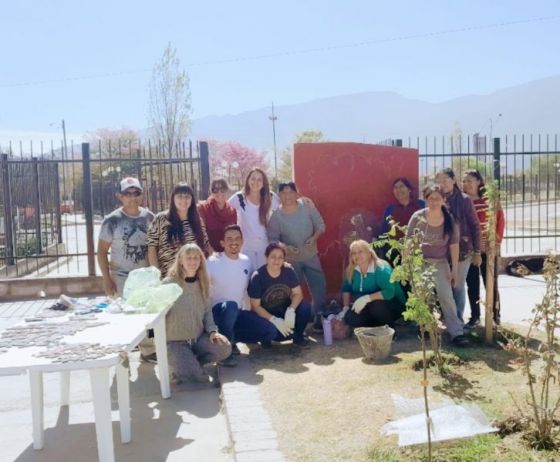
[123,267,182,313]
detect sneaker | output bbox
[231,344,241,355]
[260,340,272,349]
[464,319,480,330]
[140,352,157,364]
[188,373,211,384]
[312,320,324,334]
[293,337,310,348]
[219,354,238,367]
[452,335,469,347]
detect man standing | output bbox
[97,177,155,296]
[267,181,327,331]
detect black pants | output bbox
[344,299,404,328]
[466,253,501,322]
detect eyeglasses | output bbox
[211,187,228,194]
[122,190,142,197]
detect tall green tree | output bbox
[148,44,191,157]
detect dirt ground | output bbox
[247,323,559,462]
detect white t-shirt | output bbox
[207,252,253,310]
[228,192,280,251]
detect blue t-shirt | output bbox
[248,264,300,316]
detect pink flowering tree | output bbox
[207,140,270,191]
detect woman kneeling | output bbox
[340,240,406,328]
[165,243,231,383]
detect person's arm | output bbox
[148,247,159,269]
[465,197,482,253]
[97,239,117,296]
[305,207,326,245]
[289,285,304,309]
[250,297,274,320]
[450,243,459,286]
[496,203,506,247]
[267,211,281,243]
[146,215,160,268]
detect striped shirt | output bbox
[146,211,212,277]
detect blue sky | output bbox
[1,0,559,138]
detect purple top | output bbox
[406,209,459,260]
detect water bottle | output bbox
[323,314,334,346]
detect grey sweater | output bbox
[163,277,217,342]
[267,203,325,262]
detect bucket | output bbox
[354,325,395,361]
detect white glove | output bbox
[270,316,293,337]
[335,306,349,320]
[351,295,371,314]
[284,307,296,329]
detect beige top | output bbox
[163,277,217,342]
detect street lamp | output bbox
[268,102,278,179]
[489,113,502,147]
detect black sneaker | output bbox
[312,320,324,334]
[231,344,241,355]
[464,319,480,330]
[452,335,469,347]
[293,337,310,348]
[219,354,238,367]
[141,352,157,364]
[260,341,272,349]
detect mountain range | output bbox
[190,75,560,151]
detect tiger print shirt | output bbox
[146,211,212,277]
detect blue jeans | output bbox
[291,255,327,318]
[234,302,312,344]
[212,301,240,343]
[452,256,472,323]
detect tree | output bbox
[278,130,326,181]
[85,127,140,157]
[208,140,269,190]
[148,44,191,157]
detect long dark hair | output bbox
[244,167,272,226]
[423,184,455,238]
[166,183,204,248]
[436,167,461,193]
[464,169,486,198]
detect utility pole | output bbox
[268,102,278,179]
[61,119,68,161]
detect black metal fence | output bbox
[408,134,560,255]
[0,140,210,279]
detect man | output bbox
[97,177,155,296]
[267,181,327,331]
[207,224,279,363]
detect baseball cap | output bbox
[120,177,143,192]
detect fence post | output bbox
[493,137,501,188]
[31,158,43,254]
[82,143,96,276]
[199,141,210,200]
[54,162,63,244]
[1,153,15,265]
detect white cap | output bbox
[120,177,143,192]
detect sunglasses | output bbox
[122,190,142,197]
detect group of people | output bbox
[96,165,504,382]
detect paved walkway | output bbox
[0,273,549,461]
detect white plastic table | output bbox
[0,308,172,462]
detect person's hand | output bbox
[286,245,299,254]
[450,269,459,288]
[472,252,482,267]
[209,331,229,345]
[103,277,117,297]
[284,307,296,329]
[304,236,316,247]
[270,316,293,337]
[351,295,370,314]
[335,306,349,320]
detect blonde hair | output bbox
[345,239,386,282]
[167,243,210,301]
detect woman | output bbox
[339,240,406,329]
[381,177,426,238]
[197,178,237,252]
[164,243,231,383]
[379,177,425,265]
[407,185,468,346]
[147,183,213,277]
[228,168,280,269]
[462,169,505,328]
[435,168,481,323]
[247,243,312,347]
